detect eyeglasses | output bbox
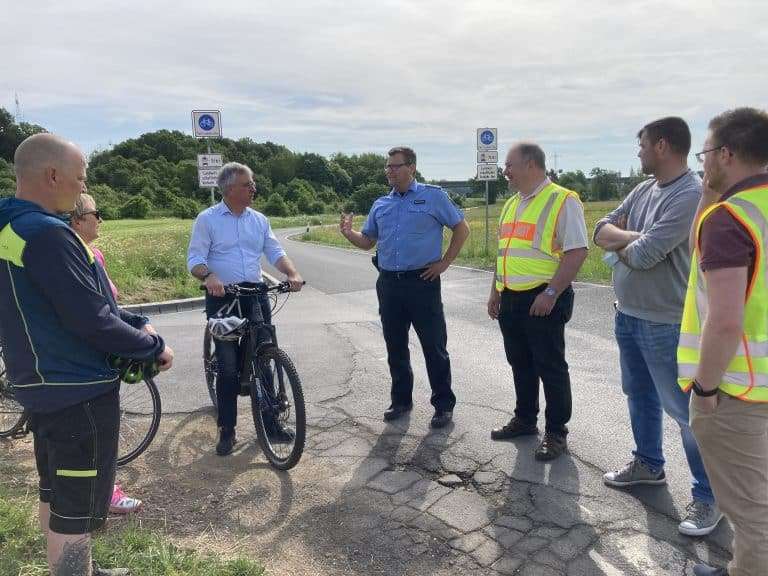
[81,210,102,220]
[695,146,724,163]
[384,162,409,171]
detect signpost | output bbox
[191,111,223,205]
[476,128,498,255]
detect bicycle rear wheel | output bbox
[0,349,26,438]
[251,346,306,470]
[203,327,218,412]
[117,377,161,466]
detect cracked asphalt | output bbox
[139,228,733,575]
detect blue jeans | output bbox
[615,311,714,504]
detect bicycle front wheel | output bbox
[251,346,306,470]
[0,350,26,438]
[117,377,161,466]
[203,327,218,412]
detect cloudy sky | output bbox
[2,0,766,180]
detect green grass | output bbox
[298,200,620,284]
[0,462,264,576]
[96,214,340,304]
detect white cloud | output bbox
[2,0,766,178]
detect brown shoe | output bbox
[491,417,538,440]
[534,432,567,461]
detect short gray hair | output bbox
[517,143,546,170]
[72,193,96,220]
[217,162,252,194]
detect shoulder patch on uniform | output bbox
[413,199,426,205]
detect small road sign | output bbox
[477,163,498,181]
[192,110,222,138]
[476,128,498,151]
[197,154,223,168]
[477,150,498,164]
[198,168,220,188]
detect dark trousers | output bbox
[376,271,455,412]
[206,290,272,433]
[498,285,574,435]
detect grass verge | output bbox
[0,461,264,576]
[298,201,619,284]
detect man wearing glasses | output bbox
[339,146,470,429]
[594,118,721,537]
[681,108,768,576]
[187,162,304,456]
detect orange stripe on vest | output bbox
[499,222,535,241]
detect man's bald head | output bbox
[14,133,84,181]
[14,133,88,214]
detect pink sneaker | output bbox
[109,484,142,514]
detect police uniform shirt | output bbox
[362,180,464,272]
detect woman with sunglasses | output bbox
[71,193,143,515]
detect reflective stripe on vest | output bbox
[677,185,768,402]
[495,183,580,292]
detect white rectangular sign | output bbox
[476,127,498,151]
[477,150,498,164]
[477,163,498,181]
[198,167,220,188]
[197,154,223,168]
[192,110,222,138]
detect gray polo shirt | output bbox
[593,170,701,324]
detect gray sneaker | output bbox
[679,500,724,536]
[603,459,666,487]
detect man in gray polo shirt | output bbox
[594,117,722,537]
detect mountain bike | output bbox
[203,281,306,470]
[0,346,161,467]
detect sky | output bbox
[2,0,766,180]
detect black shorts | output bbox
[30,388,119,534]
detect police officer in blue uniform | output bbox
[340,146,470,428]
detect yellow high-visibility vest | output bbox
[495,182,581,292]
[678,185,768,402]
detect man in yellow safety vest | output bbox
[681,107,768,576]
[488,142,588,461]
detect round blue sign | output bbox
[198,114,216,132]
[480,130,495,145]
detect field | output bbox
[298,201,620,284]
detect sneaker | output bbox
[693,563,728,575]
[109,484,142,514]
[603,459,667,488]
[93,562,131,576]
[679,500,724,537]
[534,432,567,461]
[490,417,538,440]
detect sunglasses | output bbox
[81,210,102,220]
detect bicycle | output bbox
[0,346,161,467]
[203,281,306,470]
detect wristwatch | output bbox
[691,379,718,397]
[543,286,557,298]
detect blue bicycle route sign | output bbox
[192,110,222,138]
[198,114,216,131]
[476,127,497,150]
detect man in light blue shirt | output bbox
[187,162,303,456]
[340,146,470,429]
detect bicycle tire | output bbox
[250,346,306,470]
[117,376,161,466]
[0,349,27,438]
[203,326,218,412]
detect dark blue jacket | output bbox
[0,197,165,413]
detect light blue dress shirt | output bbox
[361,180,464,272]
[187,202,286,285]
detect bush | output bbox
[309,216,322,226]
[120,196,152,219]
[172,197,202,219]
[262,193,289,217]
[448,192,465,208]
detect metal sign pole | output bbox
[207,140,215,206]
[485,181,490,255]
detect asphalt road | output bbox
[142,227,731,573]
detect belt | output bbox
[379,268,428,280]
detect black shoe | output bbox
[216,429,237,456]
[383,404,413,422]
[491,417,538,440]
[693,564,728,576]
[267,424,295,444]
[430,410,453,429]
[534,432,567,461]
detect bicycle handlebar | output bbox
[199,281,305,295]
